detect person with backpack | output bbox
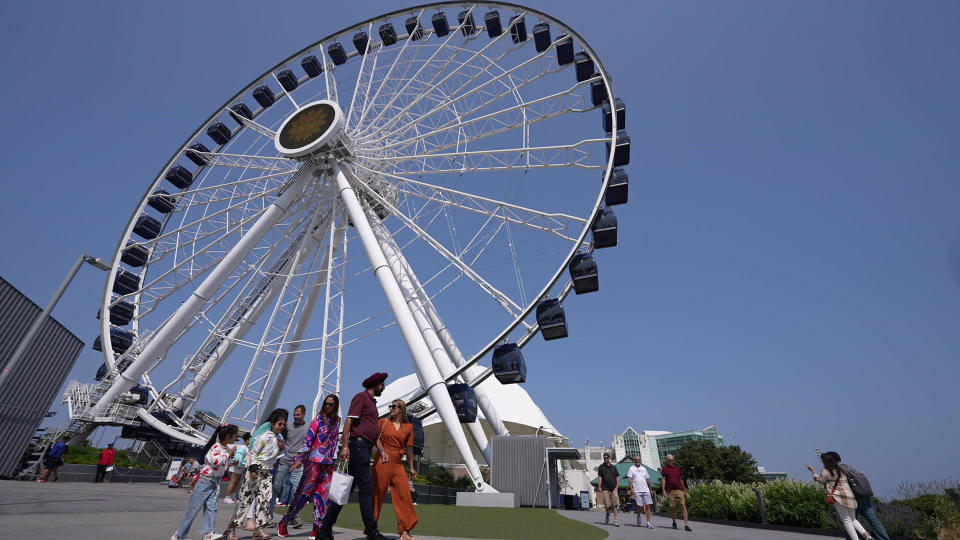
[37,436,69,482]
[836,453,891,540]
[807,451,873,540]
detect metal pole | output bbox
[333,163,493,492]
[0,254,110,392]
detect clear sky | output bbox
[1,1,958,496]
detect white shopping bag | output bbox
[328,466,353,505]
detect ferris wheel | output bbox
[69,1,629,491]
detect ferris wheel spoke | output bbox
[351,10,426,134]
[350,161,584,242]
[359,31,570,147]
[372,78,595,157]
[353,5,483,138]
[355,9,530,141]
[344,166,531,324]
[192,150,299,173]
[346,21,377,129]
[355,138,607,174]
[220,105,278,139]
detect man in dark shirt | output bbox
[596,452,621,526]
[660,454,692,531]
[317,372,388,540]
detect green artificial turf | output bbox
[282,503,607,540]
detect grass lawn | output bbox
[281,503,607,540]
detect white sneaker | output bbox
[614,519,620,527]
[170,535,187,540]
[222,496,236,504]
[646,523,655,529]
[202,533,223,540]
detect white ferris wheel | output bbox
[67,1,629,491]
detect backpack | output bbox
[839,464,873,498]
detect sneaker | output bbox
[222,496,236,504]
[647,523,655,529]
[605,511,610,524]
[36,478,47,483]
[637,515,642,526]
[614,519,620,527]
[289,517,304,529]
[275,501,287,507]
[684,525,693,531]
[203,534,224,540]
[277,523,288,537]
[673,520,678,529]
[170,535,184,540]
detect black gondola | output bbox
[574,51,594,82]
[532,22,551,53]
[606,130,630,167]
[147,189,178,214]
[536,298,568,340]
[605,167,628,206]
[353,32,369,54]
[408,415,425,455]
[458,10,476,36]
[165,165,193,189]
[133,214,162,240]
[492,343,526,384]
[113,268,141,295]
[253,85,276,107]
[406,16,424,40]
[556,34,573,65]
[302,55,323,77]
[484,10,502,37]
[569,253,599,294]
[108,299,135,326]
[206,122,232,145]
[277,69,298,92]
[121,241,149,267]
[229,103,252,125]
[591,76,608,107]
[509,15,526,43]
[602,98,625,133]
[379,22,397,46]
[328,42,347,65]
[447,383,477,423]
[591,208,618,248]
[186,143,209,167]
[94,327,135,354]
[432,12,449,37]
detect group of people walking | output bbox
[173,371,420,540]
[808,451,890,540]
[595,452,693,531]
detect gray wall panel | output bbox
[0,277,84,477]
[491,435,554,506]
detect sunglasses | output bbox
[388,404,401,409]
[323,402,336,407]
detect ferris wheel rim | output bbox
[96,1,623,435]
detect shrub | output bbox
[762,479,826,528]
[687,483,735,520]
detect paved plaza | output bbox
[0,480,836,539]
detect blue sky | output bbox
[1,1,958,496]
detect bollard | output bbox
[754,487,768,524]
[947,488,960,512]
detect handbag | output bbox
[327,460,354,505]
[824,473,840,505]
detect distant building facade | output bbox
[611,425,726,470]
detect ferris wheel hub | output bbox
[275,100,348,159]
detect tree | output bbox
[673,440,764,483]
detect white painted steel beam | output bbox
[334,163,493,492]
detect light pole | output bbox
[0,254,111,392]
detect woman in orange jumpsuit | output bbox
[373,399,419,540]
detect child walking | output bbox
[172,424,239,540]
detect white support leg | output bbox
[261,221,342,416]
[92,177,308,414]
[367,207,493,465]
[333,163,494,492]
[394,247,510,438]
[312,219,347,416]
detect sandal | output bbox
[253,528,272,539]
[222,525,238,540]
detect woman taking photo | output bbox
[278,394,341,539]
[807,451,873,540]
[226,409,287,540]
[372,399,419,540]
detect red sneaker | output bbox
[277,523,288,537]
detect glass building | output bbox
[653,425,725,469]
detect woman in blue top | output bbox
[37,436,69,482]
